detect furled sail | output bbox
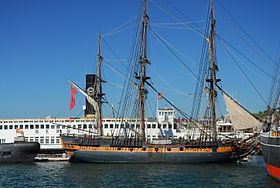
[223,93,262,130]
[68,80,98,111]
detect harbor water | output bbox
[0,156,279,188]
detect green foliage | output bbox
[253,106,280,121]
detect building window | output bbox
[56,137,60,143]
[89,124,92,129]
[51,137,55,144]
[35,137,39,142]
[9,125,13,129]
[83,124,87,129]
[35,130,39,134]
[110,124,113,128]
[120,124,124,128]
[30,125,34,129]
[152,124,156,129]
[104,124,108,128]
[35,125,39,129]
[78,124,82,129]
[15,125,18,129]
[46,124,50,129]
[45,137,49,144]
[51,125,55,129]
[136,124,140,128]
[20,125,23,129]
[147,124,151,128]
[40,137,44,144]
[168,124,172,129]
[158,124,161,128]
[30,137,34,142]
[4,125,8,130]
[25,125,29,129]
[41,124,44,129]
[0,125,2,129]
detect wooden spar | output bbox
[96,32,104,136]
[207,0,219,142]
[137,0,150,140]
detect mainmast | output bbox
[137,0,150,140]
[206,0,219,142]
[95,32,105,136]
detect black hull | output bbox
[69,150,238,163]
[0,142,40,163]
[260,134,280,181]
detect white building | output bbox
[0,108,179,150]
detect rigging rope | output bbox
[149,27,198,81]
[215,9,274,68]
[149,0,205,38]
[220,39,268,106]
[103,16,137,37]
[216,35,273,79]
[151,20,205,26]
[103,39,130,72]
[268,41,280,108]
[191,1,211,119]
[216,0,276,64]
[149,68,193,97]
[145,80,215,140]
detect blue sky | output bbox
[0,0,279,119]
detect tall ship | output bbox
[0,129,40,163]
[260,48,280,181]
[61,0,261,163]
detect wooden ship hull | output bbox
[61,135,251,163]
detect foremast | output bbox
[137,0,150,140]
[206,0,220,142]
[95,33,105,136]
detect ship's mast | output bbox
[207,0,219,142]
[96,32,105,136]
[137,0,150,140]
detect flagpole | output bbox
[156,98,158,119]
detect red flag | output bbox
[157,93,163,99]
[16,128,24,134]
[178,117,182,124]
[70,85,77,110]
